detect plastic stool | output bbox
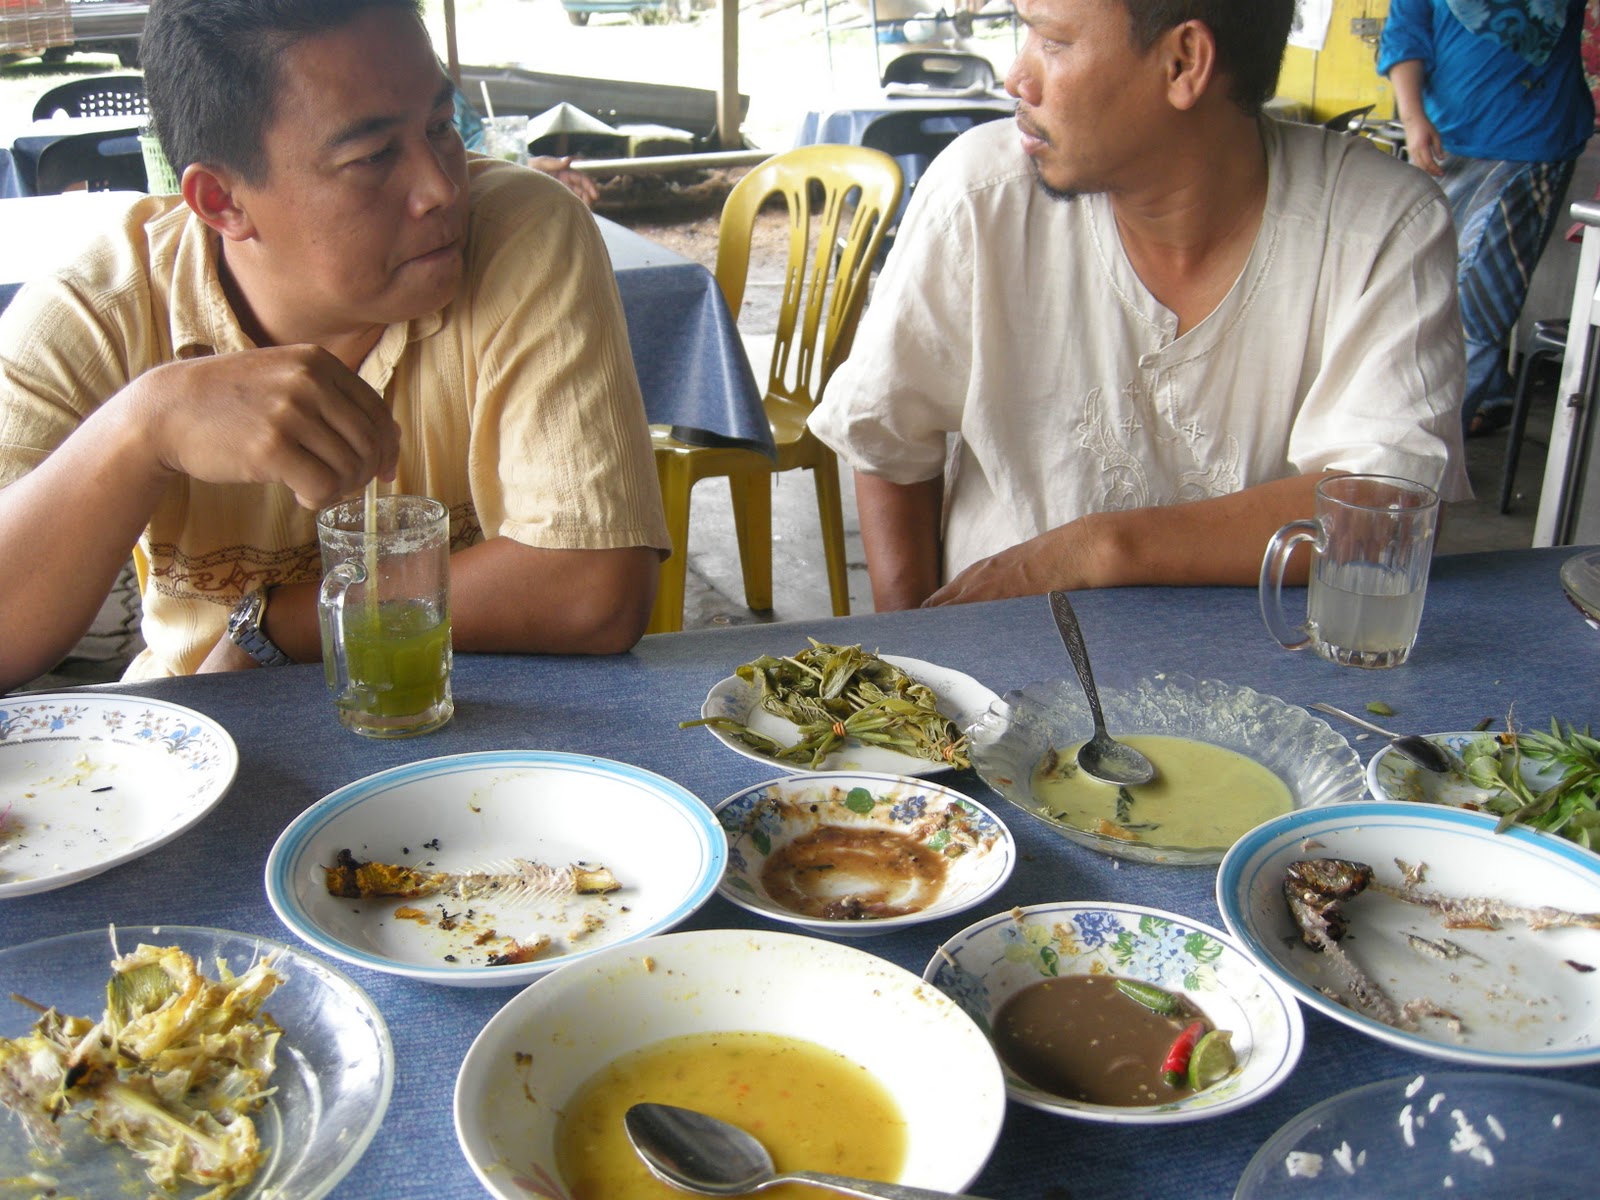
[1500,318,1568,513]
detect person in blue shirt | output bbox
[1379,0,1593,435]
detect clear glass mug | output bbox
[480,115,529,166]
[1259,474,1440,669]
[316,494,454,737]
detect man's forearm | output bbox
[928,471,1329,606]
[0,399,171,692]
[1386,59,1428,124]
[854,471,943,611]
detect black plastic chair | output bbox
[32,75,149,121]
[880,50,997,92]
[1323,104,1375,135]
[1500,318,1569,513]
[34,131,149,195]
[858,106,1007,245]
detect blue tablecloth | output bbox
[0,199,769,452]
[795,90,1014,147]
[3,546,1597,1198]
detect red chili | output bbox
[1161,1020,1207,1087]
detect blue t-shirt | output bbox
[1378,0,1594,161]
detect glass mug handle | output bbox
[1258,519,1324,650]
[318,561,365,700]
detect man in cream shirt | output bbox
[809,0,1469,610]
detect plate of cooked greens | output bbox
[1366,721,1600,853]
[686,642,997,776]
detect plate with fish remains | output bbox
[1217,801,1600,1068]
[265,751,725,987]
[696,653,997,777]
[0,693,238,898]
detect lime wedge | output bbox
[1187,1029,1236,1091]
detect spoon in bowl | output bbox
[624,1102,994,1200]
[1307,703,1452,774]
[1048,591,1156,787]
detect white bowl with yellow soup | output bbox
[967,673,1365,865]
[452,928,1005,1199]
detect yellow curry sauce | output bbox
[556,1031,906,1200]
[1032,734,1292,848]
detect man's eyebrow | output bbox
[321,78,457,152]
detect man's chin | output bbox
[1028,157,1079,204]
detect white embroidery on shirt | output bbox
[1077,386,1151,510]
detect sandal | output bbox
[1466,403,1513,439]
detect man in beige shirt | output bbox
[0,0,668,688]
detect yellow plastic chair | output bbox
[648,144,904,634]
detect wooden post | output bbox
[717,0,741,149]
[443,0,461,87]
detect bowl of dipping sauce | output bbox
[713,771,1016,938]
[924,902,1304,1124]
[454,928,1004,1200]
[967,673,1365,865]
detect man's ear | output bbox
[1161,19,1218,112]
[180,162,257,242]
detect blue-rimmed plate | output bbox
[1218,802,1600,1067]
[265,751,725,988]
[923,902,1304,1124]
[0,693,238,898]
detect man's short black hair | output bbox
[143,0,425,184]
[1122,0,1295,117]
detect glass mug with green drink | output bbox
[1259,474,1440,669]
[316,494,453,737]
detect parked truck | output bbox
[1,0,146,68]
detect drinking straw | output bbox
[479,80,496,120]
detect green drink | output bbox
[318,494,454,739]
[327,600,452,723]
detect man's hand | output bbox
[195,634,262,674]
[925,533,1089,606]
[132,345,400,510]
[530,155,600,208]
[1401,113,1446,177]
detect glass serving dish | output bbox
[0,926,393,1199]
[1560,548,1600,630]
[966,673,1365,865]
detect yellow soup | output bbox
[556,1031,906,1200]
[1031,734,1292,849]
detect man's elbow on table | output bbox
[451,542,660,655]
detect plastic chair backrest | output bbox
[34,131,149,194]
[858,106,1007,217]
[880,50,996,91]
[32,75,148,120]
[714,145,903,412]
[1323,104,1374,135]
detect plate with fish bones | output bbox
[266,750,726,987]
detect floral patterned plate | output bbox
[0,693,238,898]
[713,771,1016,938]
[923,901,1304,1124]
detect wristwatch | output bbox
[226,587,293,667]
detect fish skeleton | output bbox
[324,849,620,906]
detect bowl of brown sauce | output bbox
[713,771,1016,937]
[967,673,1366,865]
[924,901,1304,1123]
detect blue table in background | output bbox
[794,89,1013,147]
[0,113,145,197]
[0,196,768,452]
[3,546,1597,1198]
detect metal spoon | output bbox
[1307,703,1453,773]
[1047,591,1155,787]
[624,1102,995,1200]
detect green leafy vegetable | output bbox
[681,640,970,770]
[1449,720,1600,849]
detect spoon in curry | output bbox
[1307,703,1453,773]
[624,1103,995,1200]
[1048,590,1156,787]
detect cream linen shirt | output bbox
[809,118,1471,582]
[0,157,668,678]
